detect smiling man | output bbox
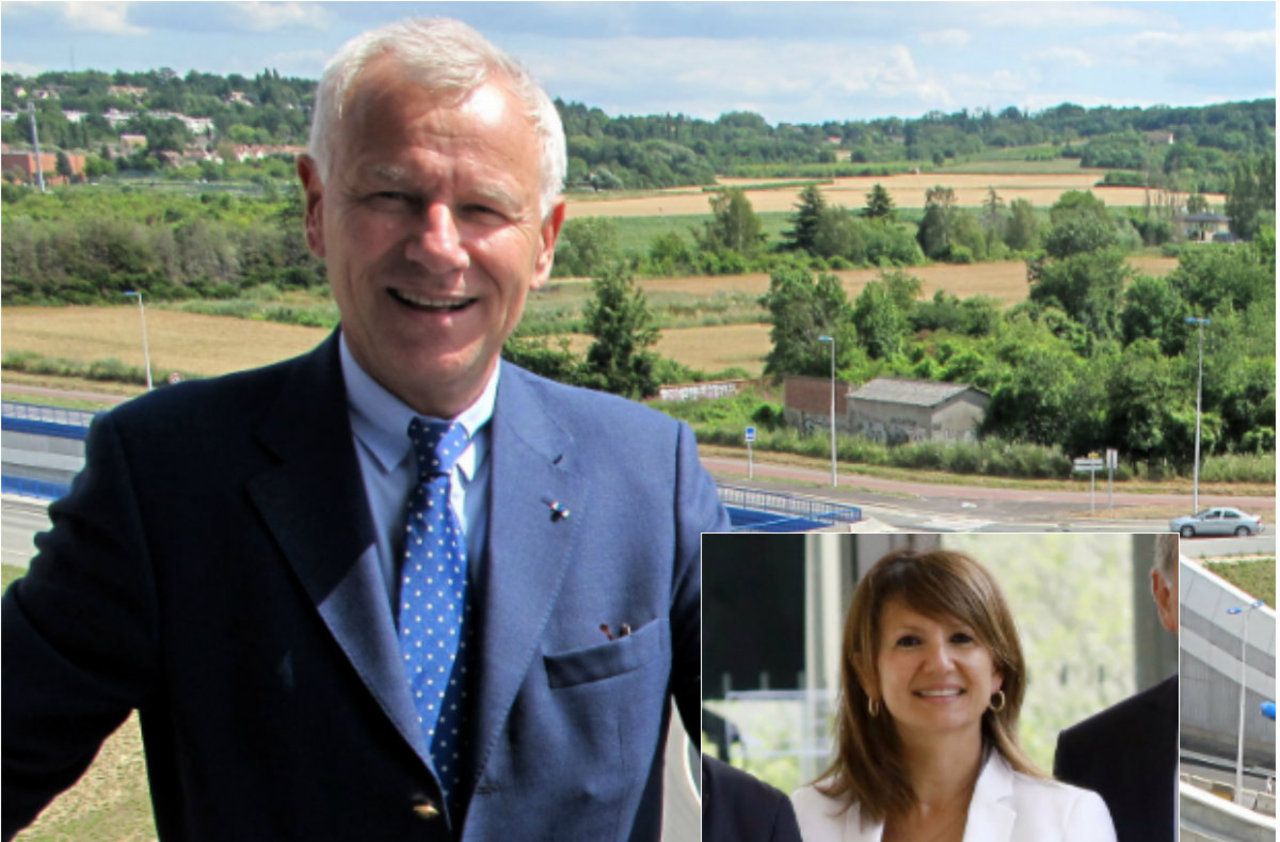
[3,18,725,842]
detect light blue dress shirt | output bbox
[339,334,494,607]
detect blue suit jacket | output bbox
[2,334,727,841]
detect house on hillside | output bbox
[2,150,85,184]
[784,375,989,443]
[1175,212,1233,242]
[847,378,989,444]
[783,375,854,436]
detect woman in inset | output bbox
[791,548,1116,842]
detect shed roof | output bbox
[848,377,985,408]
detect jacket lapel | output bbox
[245,334,427,761]
[963,753,1016,842]
[470,365,578,780]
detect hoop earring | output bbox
[867,697,880,717]
[989,690,1006,712]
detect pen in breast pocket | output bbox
[598,622,632,641]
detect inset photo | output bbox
[702,532,1179,842]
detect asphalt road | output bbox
[706,452,1275,535]
[2,495,50,569]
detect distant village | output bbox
[2,78,309,185]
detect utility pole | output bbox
[1186,317,1210,513]
[818,335,837,488]
[27,101,46,193]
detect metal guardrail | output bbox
[718,484,862,526]
[2,401,97,429]
[2,476,70,500]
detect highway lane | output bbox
[2,495,50,570]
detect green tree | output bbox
[1225,152,1276,241]
[645,231,693,275]
[982,187,1005,233]
[852,279,909,359]
[1119,275,1187,354]
[983,332,1084,445]
[760,266,856,376]
[1028,249,1131,342]
[1168,241,1274,314]
[783,184,827,253]
[55,151,73,179]
[1004,198,1040,251]
[863,183,896,220]
[1043,191,1118,259]
[582,265,660,398]
[553,217,623,278]
[698,188,765,259]
[1105,339,1188,471]
[916,185,957,260]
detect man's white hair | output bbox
[1154,533,1178,583]
[307,17,566,218]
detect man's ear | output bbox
[1151,568,1178,634]
[531,200,566,290]
[297,155,326,258]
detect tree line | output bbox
[759,190,1275,472]
[4,69,1271,192]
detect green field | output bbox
[1204,558,1277,608]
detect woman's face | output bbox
[871,597,1003,743]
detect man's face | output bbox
[299,57,565,417]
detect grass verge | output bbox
[1204,558,1276,608]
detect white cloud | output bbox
[228,2,333,32]
[979,2,1168,30]
[528,36,959,120]
[61,2,146,36]
[1032,46,1097,70]
[918,29,972,49]
[1128,28,1274,55]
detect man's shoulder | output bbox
[502,364,684,435]
[106,341,328,435]
[1059,675,1177,747]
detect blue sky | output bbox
[1,2,1274,124]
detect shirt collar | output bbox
[339,332,497,480]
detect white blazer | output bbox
[790,752,1116,842]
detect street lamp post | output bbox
[818,335,836,488]
[1227,599,1264,805]
[124,290,154,391]
[1185,317,1210,514]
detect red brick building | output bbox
[1,150,86,185]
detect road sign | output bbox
[745,426,756,442]
[1072,458,1103,472]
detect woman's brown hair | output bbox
[816,547,1042,822]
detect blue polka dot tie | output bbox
[400,418,474,821]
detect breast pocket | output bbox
[542,616,667,689]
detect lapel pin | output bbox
[547,500,570,522]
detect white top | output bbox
[791,752,1116,842]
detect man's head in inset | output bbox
[297,18,568,418]
[1151,534,1179,635]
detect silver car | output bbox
[1169,507,1265,538]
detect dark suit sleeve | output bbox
[703,756,803,842]
[2,413,159,838]
[672,421,729,743]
